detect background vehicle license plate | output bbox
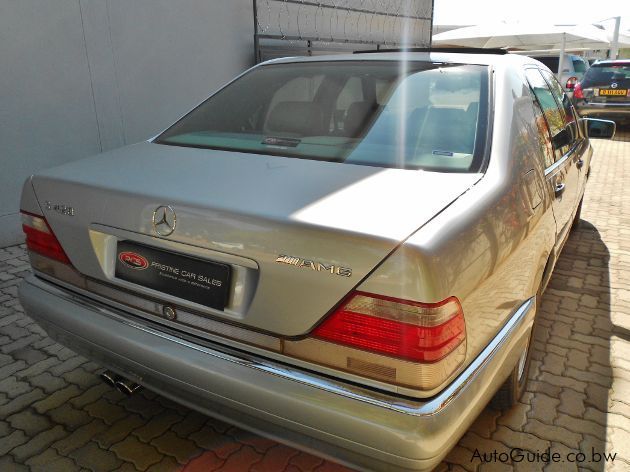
[115,241,231,310]
[599,89,627,96]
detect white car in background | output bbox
[532,54,590,96]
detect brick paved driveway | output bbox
[1,129,629,471]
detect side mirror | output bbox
[585,118,616,139]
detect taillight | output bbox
[573,82,584,99]
[21,211,70,264]
[566,76,578,90]
[284,291,467,391]
[313,292,465,363]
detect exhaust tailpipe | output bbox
[99,370,142,396]
[114,378,142,396]
[99,370,118,387]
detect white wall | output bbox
[0,0,254,246]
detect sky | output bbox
[433,0,629,32]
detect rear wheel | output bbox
[491,286,541,410]
[491,336,533,410]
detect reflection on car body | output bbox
[18,50,614,471]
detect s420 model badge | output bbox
[45,201,75,216]
[275,255,352,277]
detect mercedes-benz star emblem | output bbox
[152,205,177,237]
[611,82,618,89]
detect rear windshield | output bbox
[582,63,630,87]
[156,61,489,173]
[572,58,587,74]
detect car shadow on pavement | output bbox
[443,220,616,471]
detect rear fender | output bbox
[20,176,44,216]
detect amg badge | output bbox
[275,255,352,277]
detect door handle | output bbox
[577,159,584,169]
[555,183,566,197]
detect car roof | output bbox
[261,51,537,68]
[591,59,630,65]
[530,53,581,59]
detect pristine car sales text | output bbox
[150,261,222,286]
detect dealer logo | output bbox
[118,251,149,270]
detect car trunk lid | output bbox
[30,142,481,336]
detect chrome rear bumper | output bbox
[19,275,535,472]
[576,101,630,120]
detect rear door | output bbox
[525,68,581,249]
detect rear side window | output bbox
[530,100,555,168]
[539,69,579,147]
[156,61,490,173]
[525,69,570,161]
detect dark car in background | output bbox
[574,60,630,123]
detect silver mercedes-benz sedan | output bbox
[18,51,614,471]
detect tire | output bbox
[491,287,540,410]
[491,335,533,410]
[572,196,583,230]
